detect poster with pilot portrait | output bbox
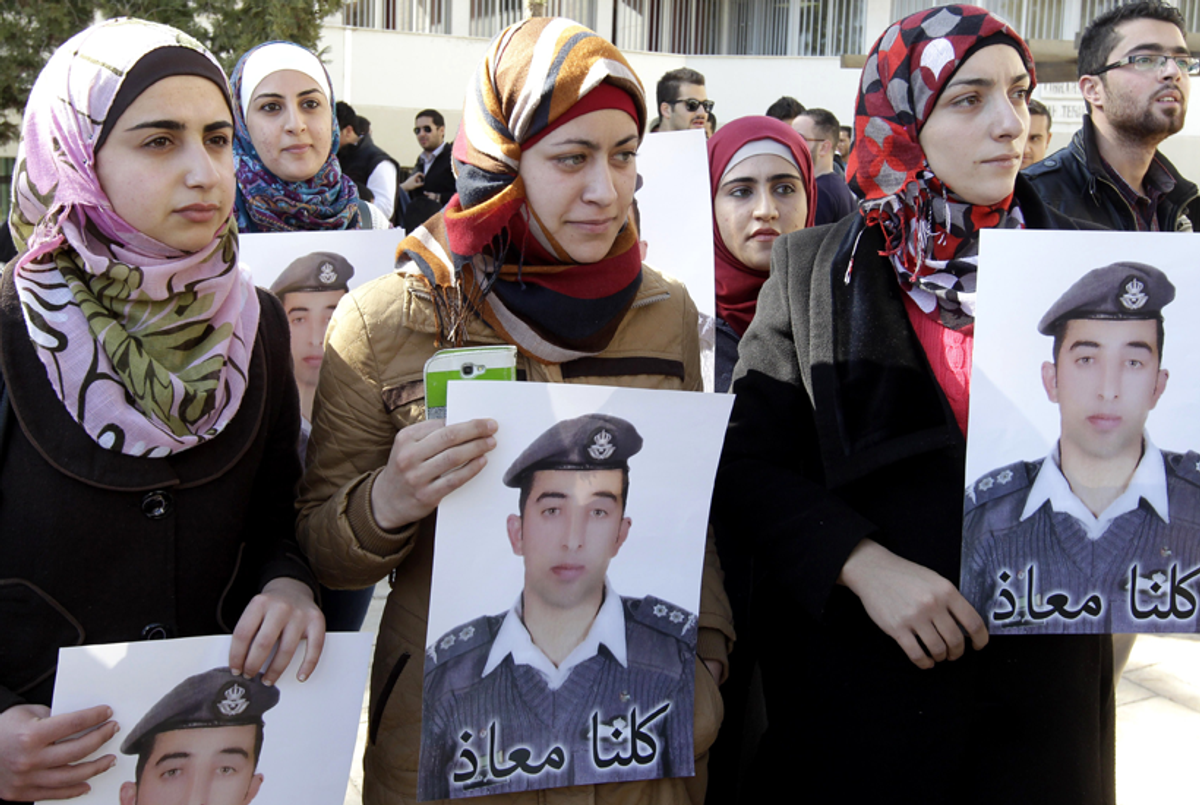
[240,228,407,439]
[635,129,717,390]
[417,381,733,800]
[963,229,1200,635]
[47,633,372,805]
[240,228,406,292]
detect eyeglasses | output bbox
[1094,53,1200,76]
[667,98,715,114]
[414,125,436,134]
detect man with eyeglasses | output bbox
[1026,1,1200,233]
[792,108,856,224]
[399,108,456,230]
[655,68,712,132]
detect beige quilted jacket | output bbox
[297,264,735,805]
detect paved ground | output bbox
[341,588,1200,804]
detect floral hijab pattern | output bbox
[230,42,361,233]
[847,4,1035,329]
[10,18,260,457]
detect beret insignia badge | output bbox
[1120,277,1148,310]
[588,428,615,460]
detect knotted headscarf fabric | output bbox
[398,17,649,364]
[847,4,1035,329]
[10,18,259,457]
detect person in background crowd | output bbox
[0,19,324,803]
[705,110,718,137]
[656,68,711,132]
[834,124,852,175]
[231,40,381,631]
[1025,1,1199,231]
[231,41,387,231]
[336,100,400,220]
[399,108,455,231]
[710,115,815,395]
[1022,98,1053,168]
[792,108,857,224]
[714,6,1113,802]
[764,95,805,125]
[297,16,732,805]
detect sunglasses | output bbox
[413,125,437,134]
[667,98,715,114]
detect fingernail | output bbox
[108,757,117,769]
[298,673,308,682]
[230,668,241,676]
[262,678,274,686]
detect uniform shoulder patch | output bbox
[1164,450,1200,488]
[625,595,697,647]
[425,614,499,668]
[964,460,1035,513]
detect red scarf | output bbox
[709,116,816,338]
[847,5,1034,330]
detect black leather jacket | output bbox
[1023,115,1199,232]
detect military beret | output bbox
[503,414,643,487]
[269,251,355,296]
[121,667,280,756]
[1038,261,1175,335]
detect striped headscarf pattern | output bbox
[398,17,648,363]
[9,18,260,457]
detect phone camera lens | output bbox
[461,363,476,377]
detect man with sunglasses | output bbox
[655,68,712,132]
[1026,1,1200,233]
[400,108,456,230]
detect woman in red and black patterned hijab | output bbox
[713,6,1113,802]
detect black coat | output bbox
[0,269,316,717]
[712,177,1114,804]
[1024,114,1200,231]
[417,142,456,205]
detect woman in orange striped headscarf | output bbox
[398,17,648,363]
[297,16,731,805]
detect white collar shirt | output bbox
[482,578,628,691]
[1020,434,1170,540]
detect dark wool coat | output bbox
[0,268,316,719]
[712,177,1116,805]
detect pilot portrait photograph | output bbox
[47,634,373,805]
[420,383,731,800]
[118,667,277,805]
[962,232,1200,635]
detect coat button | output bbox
[141,623,171,640]
[141,490,173,519]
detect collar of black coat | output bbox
[0,263,269,489]
[1074,113,1197,202]
[802,175,1094,489]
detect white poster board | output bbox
[963,229,1200,634]
[636,129,716,389]
[418,381,731,798]
[47,634,372,805]
[240,229,406,292]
